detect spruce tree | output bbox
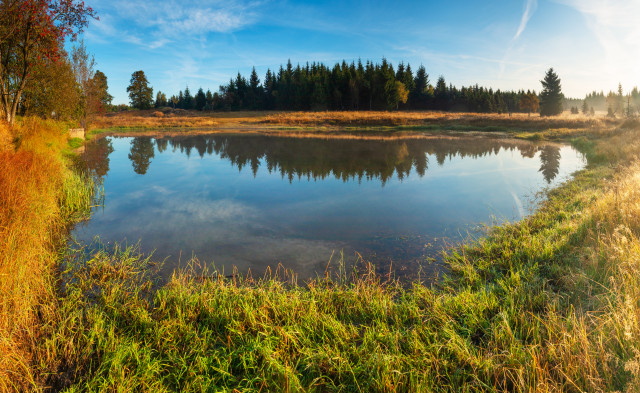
[155,91,167,108]
[435,76,448,110]
[183,87,194,110]
[412,65,430,108]
[177,91,184,109]
[205,90,214,110]
[539,68,563,116]
[581,99,589,115]
[195,88,206,111]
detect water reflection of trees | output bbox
[134,135,563,184]
[539,145,561,183]
[78,137,113,178]
[128,137,155,175]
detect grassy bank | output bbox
[90,110,620,138]
[3,117,640,391]
[0,118,95,391]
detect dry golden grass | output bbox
[0,121,12,152]
[93,109,621,134]
[0,118,93,391]
[92,109,278,130]
[0,154,62,390]
[563,156,640,390]
[260,110,617,129]
[523,133,640,391]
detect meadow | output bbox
[90,109,617,135]
[2,113,640,391]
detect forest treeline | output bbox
[154,59,543,114]
[144,59,640,117]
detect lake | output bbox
[73,132,586,281]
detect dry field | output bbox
[260,110,616,129]
[92,109,274,130]
[92,109,620,132]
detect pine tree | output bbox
[581,99,589,115]
[616,83,625,115]
[195,88,206,111]
[154,91,167,108]
[412,65,430,108]
[248,67,262,109]
[183,86,194,110]
[435,76,448,110]
[402,64,415,96]
[127,70,154,109]
[177,91,184,109]
[539,68,563,116]
[205,90,214,110]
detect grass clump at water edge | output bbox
[4,119,640,391]
[44,131,640,391]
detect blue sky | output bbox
[80,0,640,105]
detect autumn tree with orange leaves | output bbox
[0,0,96,125]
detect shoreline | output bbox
[86,110,628,145]
[3,116,640,391]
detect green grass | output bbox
[6,119,640,391]
[31,129,639,392]
[67,137,84,149]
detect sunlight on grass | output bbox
[3,117,640,391]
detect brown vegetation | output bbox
[0,119,92,391]
[260,110,616,129]
[92,109,619,134]
[92,109,276,130]
[0,122,12,152]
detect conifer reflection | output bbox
[143,135,563,184]
[539,145,561,183]
[114,135,566,183]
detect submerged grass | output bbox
[4,115,640,391]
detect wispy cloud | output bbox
[499,0,538,77]
[87,0,260,49]
[514,0,538,41]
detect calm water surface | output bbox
[74,133,585,281]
